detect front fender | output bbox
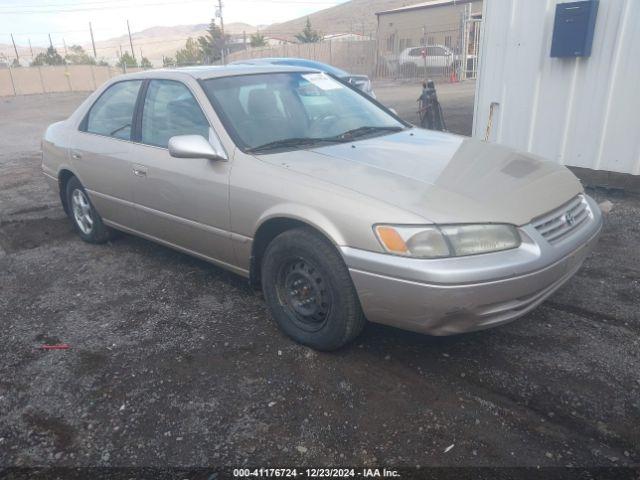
[255,203,347,247]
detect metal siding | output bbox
[473,0,640,175]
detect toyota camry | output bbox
[41,66,603,350]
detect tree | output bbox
[250,33,267,48]
[31,46,65,66]
[197,18,230,63]
[175,37,203,66]
[140,56,153,69]
[162,56,176,67]
[295,18,321,43]
[11,58,20,67]
[65,45,96,65]
[117,51,138,68]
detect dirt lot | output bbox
[0,88,639,471]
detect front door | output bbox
[128,79,235,267]
[71,79,143,227]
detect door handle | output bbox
[132,164,147,177]
[71,151,82,160]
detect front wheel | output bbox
[261,228,366,351]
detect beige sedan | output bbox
[42,66,602,350]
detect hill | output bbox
[1,0,419,66]
[0,44,46,65]
[89,22,258,64]
[263,0,415,39]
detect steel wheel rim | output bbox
[276,257,332,332]
[71,189,93,235]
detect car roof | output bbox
[114,64,321,81]
[230,58,350,77]
[404,44,450,51]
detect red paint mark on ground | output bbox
[40,344,70,350]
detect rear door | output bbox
[430,46,452,68]
[128,78,235,266]
[71,79,143,227]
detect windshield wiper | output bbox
[246,126,405,153]
[247,137,342,153]
[333,125,404,140]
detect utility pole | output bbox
[28,38,34,58]
[127,20,135,60]
[63,38,68,55]
[217,0,225,64]
[89,22,97,59]
[48,34,53,48]
[10,34,19,64]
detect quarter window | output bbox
[141,79,209,148]
[85,80,142,140]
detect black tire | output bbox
[65,176,115,244]
[261,227,366,351]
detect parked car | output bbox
[397,44,475,76]
[230,57,376,97]
[42,66,603,350]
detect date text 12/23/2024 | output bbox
[233,468,401,478]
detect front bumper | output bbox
[341,195,603,336]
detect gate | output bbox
[373,4,482,81]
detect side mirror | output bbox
[168,135,227,161]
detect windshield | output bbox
[201,72,404,152]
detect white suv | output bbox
[398,44,457,74]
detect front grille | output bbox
[533,194,591,244]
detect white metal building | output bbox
[473,0,640,176]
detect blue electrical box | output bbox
[550,0,599,58]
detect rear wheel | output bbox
[65,176,115,244]
[261,228,366,351]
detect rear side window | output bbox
[427,46,448,56]
[85,80,142,140]
[141,79,209,148]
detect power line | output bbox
[0,0,334,7]
[0,0,338,14]
[0,0,209,12]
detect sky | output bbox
[0,0,346,48]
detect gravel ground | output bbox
[0,89,638,470]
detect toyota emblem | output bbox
[565,210,576,226]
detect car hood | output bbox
[259,129,583,226]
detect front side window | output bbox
[141,79,209,148]
[85,80,142,140]
[202,72,404,152]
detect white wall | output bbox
[473,0,640,175]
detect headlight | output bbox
[374,224,521,258]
